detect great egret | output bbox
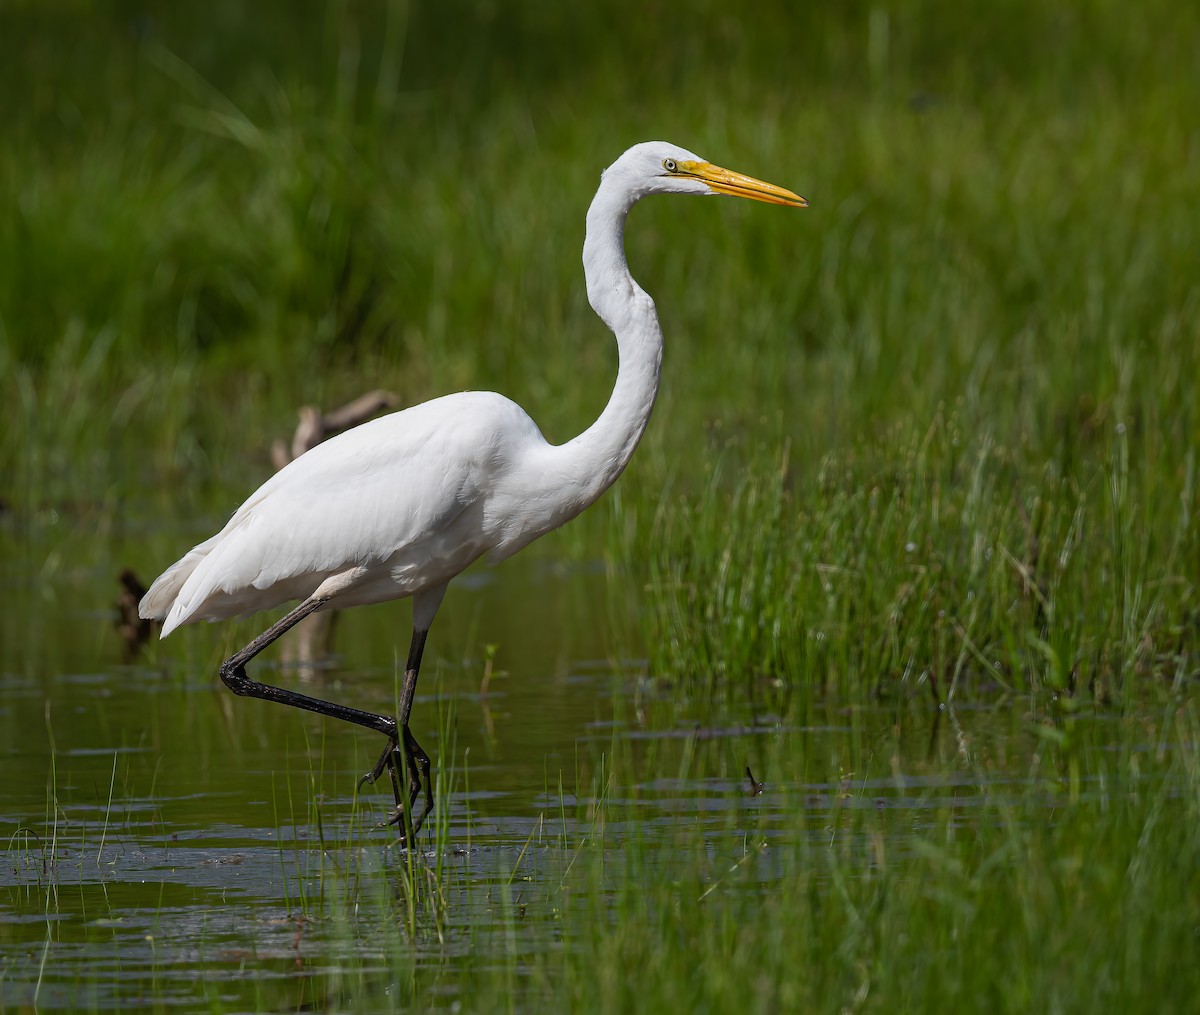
[140,141,805,840]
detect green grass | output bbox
[2,0,1199,1011]
[3,3,1195,691]
[630,415,1196,708]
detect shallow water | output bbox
[0,512,1179,1010]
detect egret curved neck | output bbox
[550,180,664,514]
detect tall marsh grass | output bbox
[2,3,1196,703]
[632,420,1195,706]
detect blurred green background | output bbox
[1,0,1196,700]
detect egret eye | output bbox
[663,158,678,173]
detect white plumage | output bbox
[140,141,805,839]
[145,392,551,635]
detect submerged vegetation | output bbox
[1,0,1198,1011]
[6,691,1199,1012]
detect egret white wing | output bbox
[146,393,529,635]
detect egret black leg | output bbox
[219,596,397,740]
[400,725,434,831]
[219,597,435,842]
[357,627,434,843]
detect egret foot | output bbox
[358,735,400,793]
[360,728,434,844]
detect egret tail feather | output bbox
[138,535,221,633]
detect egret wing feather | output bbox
[139,533,222,620]
[146,392,539,636]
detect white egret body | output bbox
[140,142,805,839]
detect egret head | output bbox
[602,141,807,207]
